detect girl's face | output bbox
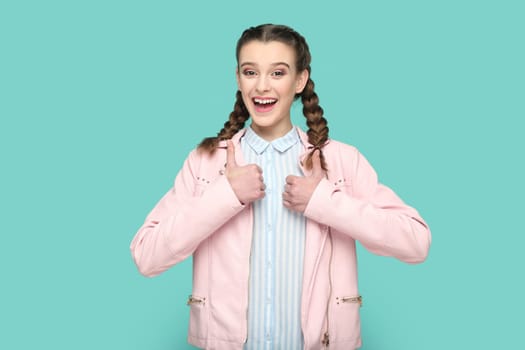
[236,40,309,141]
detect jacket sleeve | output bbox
[304,145,431,263]
[130,149,245,277]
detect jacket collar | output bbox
[217,128,247,148]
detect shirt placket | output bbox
[264,146,276,349]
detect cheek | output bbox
[238,79,254,93]
[282,83,299,99]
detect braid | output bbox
[198,90,249,154]
[301,77,329,171]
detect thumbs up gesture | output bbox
[225,140,266,205]
[283,150,325,213]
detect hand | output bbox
[225,140,265,204]
[283,150,325,213]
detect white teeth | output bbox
[254,98,276,105]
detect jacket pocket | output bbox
[330,295,362,342]
[187,294,208,340]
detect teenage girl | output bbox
[131,24,431,350]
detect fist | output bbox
[225,140,265,204]
[282,150,325,213]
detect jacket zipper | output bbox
[322,228,334,348]
[244,203,254,344]
[321,228,363,348]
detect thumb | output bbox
[311,149,324,177]
[226,140,237,168]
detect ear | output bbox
[295,69,309,94]
[235,67,241,90]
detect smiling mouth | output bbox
[253,98,277,106]
[252,98,277,113]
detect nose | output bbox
[255,75,270,93]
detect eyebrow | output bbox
[239,61,291,69]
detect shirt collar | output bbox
[243,126,300,155]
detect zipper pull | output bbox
[337,295,363,306]
[187,295,206,305]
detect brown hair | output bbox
[198,24,329,170]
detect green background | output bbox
[1,0,523,349]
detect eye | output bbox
[242,69,257,77]
[272,70,286,77]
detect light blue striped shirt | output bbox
[242,126,306,350]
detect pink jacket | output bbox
[130,127,431,350]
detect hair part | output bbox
[198,24,329,170]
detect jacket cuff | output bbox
[203,175,245,215]
[304,178,337,224]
